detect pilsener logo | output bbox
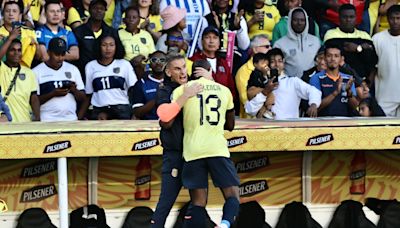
[132,138,159,151]
[43,141,71,153]
[20,184,57,203]
[235,156,269,173]
[21,160,57,178]
[239,180,268,197]
[227,136,247,148]
[393,136,400,144]
[306,134,334,146]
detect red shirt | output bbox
[190,51,237,99]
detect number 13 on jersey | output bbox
[197,94,221,126]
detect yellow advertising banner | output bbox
[2,119,400,159]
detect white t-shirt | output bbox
[85,59,137,107]
[372,30,400,103]
[33,62,84,122]
[160,0,210,41]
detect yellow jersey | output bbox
[245,5,281,40]
[139,14,163,32]
[0,26,36,68]
[0,62,37,122]
[67,7,89,27]
[235,58,254,119]
[119,29,156,60]
[24,0,42,22]
[172,77,234,161]
[104,0,115,27]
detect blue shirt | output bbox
[131,74,163,120]
[36,25,78,49]
[310,71,357,117]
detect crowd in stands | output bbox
[1,0,400,122]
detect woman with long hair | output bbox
[130,0,162,41]
[83,34,138,120]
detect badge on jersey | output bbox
[149,23,155,30]
[140,38,147,44]
[19,73,26,81]
[65,72,72,79]
[113,67,120,74]
[266,13,273,18]
[218,66,225,73]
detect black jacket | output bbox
[156,79,183,151]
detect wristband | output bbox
[157,102,181,122]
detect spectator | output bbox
[199,0,250,75]
[324,4,378,81]
[0,1,38,67]
[36,0,79,61]
[130,51,166,120]
[165,29,193,75]
[159,0,210,45]
[83,34,137,120]
[131,0,162,41]
[33,37,86,122]
[241,0,280,40]
[156,6,187,54]
[73,0,120,80]
[0,38,40,122]
[372,5,400,117]
[0,92,12,122]
[235,34,271,118]
[152,54,203,228]
[119,6,155,78]
[302,46,327,83]
[190,26,237,99]
[359,97,386,117]
[309,44,359,117]
[272,0,320,43]
[245,48,321,119]
[66,0,91,28]
[274,7,320,78]
[246,53,276,119]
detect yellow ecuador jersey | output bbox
[139,14,163,32]
[172,77,234,161]
[0,26,36,68]
[24,0,42,21]
[119,29,156,60]
[67,7,89,26]
[104,0,115,27]
[0,62,37,122]
[245,5,280,40]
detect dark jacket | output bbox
[156,79,183,151]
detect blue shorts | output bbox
[182,157,240,189]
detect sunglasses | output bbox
[150,57,166,64]
[167,35,184,42]
[259,44,271,48]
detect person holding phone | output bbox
[245,48,321,119]
[33,37,86,122]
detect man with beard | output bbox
[131,51,166,120]
[310,43,359,117]
[33,37,86,122]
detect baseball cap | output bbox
[48,37,67,54]
[201,26,219,39]
[89,0,107,9]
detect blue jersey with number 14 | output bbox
[172,77,234,162]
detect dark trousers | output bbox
[152,150,184,228]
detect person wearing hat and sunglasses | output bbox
[130,50,166,120]
[33,37,86,122]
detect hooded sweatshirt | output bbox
[273,7,321,78]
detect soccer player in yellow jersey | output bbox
[172,60,240,228]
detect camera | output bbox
[11,21,24,29]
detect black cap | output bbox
[48,37,67,54]
[89,0,107,9]
[202,26,219,39]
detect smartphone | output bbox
[61,81,72,89]
[270,69,279,83]
[11,21,24,29]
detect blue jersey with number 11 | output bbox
[172,77,234,162]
